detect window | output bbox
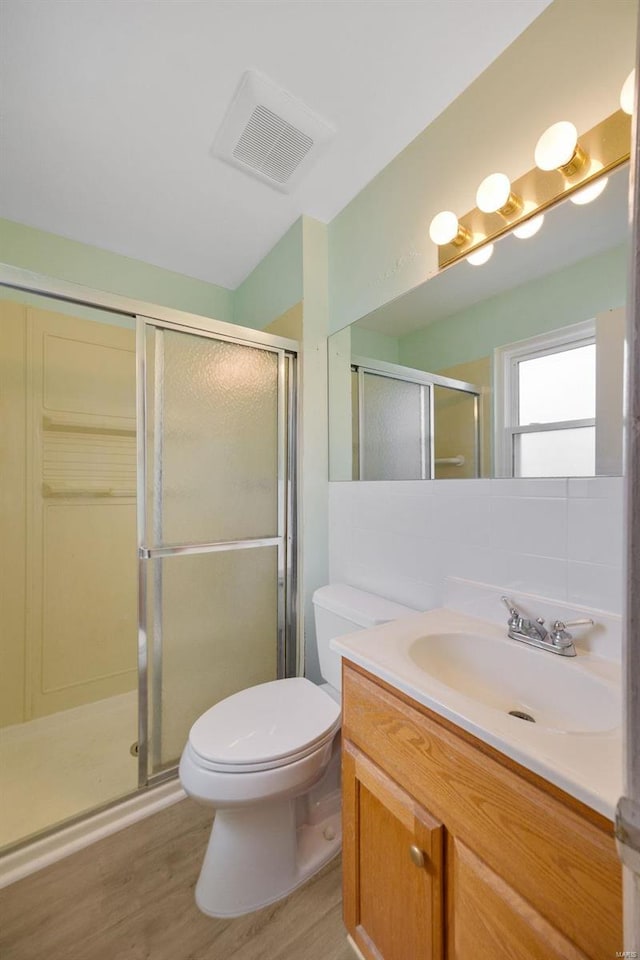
[494,321,596,477]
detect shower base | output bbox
[0,690,138,849]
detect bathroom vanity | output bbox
[335,609,623,960]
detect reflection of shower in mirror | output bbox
[328,164,629,482]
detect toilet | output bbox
[179,583,415,917]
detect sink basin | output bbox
[332,605,622,816]
[409,632,619,734]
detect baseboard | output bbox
[347,934,366,960]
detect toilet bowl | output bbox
[179,584,415,917]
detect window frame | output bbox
[493,319,596,477]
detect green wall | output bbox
[0,215,304,334]
[351,326,400,363]
[0,218,234,323]
[328,0,637,332]
[0,214,305,336]
[233,219,303,330]
[397,243,627,372]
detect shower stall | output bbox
[350,359,482,481]
[0,282,298,851]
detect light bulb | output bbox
[513,214,544,239]
[429,211,459,245]
[476,173,511,213]
[466,244,494,266]
[621,69,636,115]
[534,121,586,175]
[428,211,470,247]
[570,177,608,206]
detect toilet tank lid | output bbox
[312,584,416,628]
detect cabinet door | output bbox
[448,837,588,960]
[343,740,443,960]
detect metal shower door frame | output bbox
[136,314,297,787]
[352,357,481,480]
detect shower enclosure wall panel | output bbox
[0,302,28,729]
[0,298,139,848]
[30,309,137,719]
[433,385,480,479]
[0,303,138,725]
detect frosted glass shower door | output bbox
[358,370,429,480]
[138,318,294,778]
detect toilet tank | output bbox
[312,584,416,691]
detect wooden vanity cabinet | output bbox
[343,742,443,960]
[341,662,622,960]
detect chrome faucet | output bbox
[501,597,594,658]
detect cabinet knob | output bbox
[409,844,425,868]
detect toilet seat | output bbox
[189,724,339,773]
[187,677,341,774]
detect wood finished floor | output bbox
[0,799,353,960]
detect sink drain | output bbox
[508,710,535,723]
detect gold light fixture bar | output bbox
[437,109,631,270]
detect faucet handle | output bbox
[501,596,519,617]
[552,618,594,631]
[501,596,521,627]
[549,617,594,649]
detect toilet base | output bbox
[195,793,341,918]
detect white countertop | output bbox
[331,607,622,820]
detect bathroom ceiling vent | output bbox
[212,70,335,193]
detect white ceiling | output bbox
[0,0,550,290]
[357,165,630,337]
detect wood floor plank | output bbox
[268,901,354,960]
[199,858,344,960]
[0,801,213,959]
[0,799,351,960]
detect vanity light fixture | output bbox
[431,94,631,269]
[476,173,522,217]
[534,121,589,177]
[466,243,493,266]
[620,69,636,116]
[428,211,471,247]
[570,176,609,206]
[513,213,544,239]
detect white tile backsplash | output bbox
[434,496,493,547]
[488,549,569,599]
[567,560,624,617]
[567,477,623,499]
[486,478,569,499]
[568,495,624,566]
[489,497,568,558]
[345,562,439,612]
[329,477,625,657]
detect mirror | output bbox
[328,165,628,481]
